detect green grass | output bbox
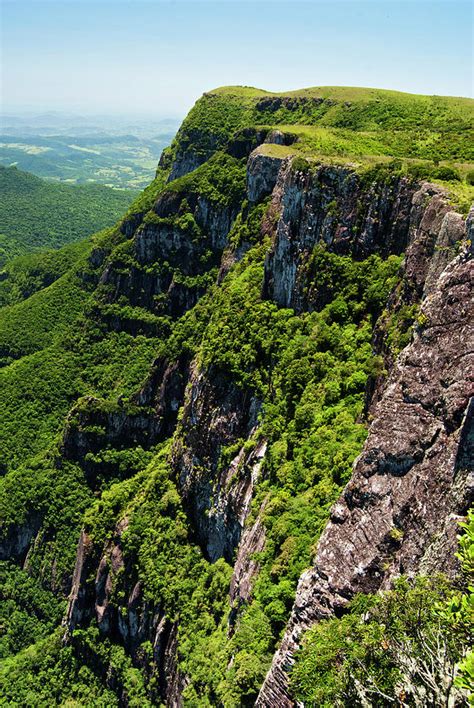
[172,85,473,174]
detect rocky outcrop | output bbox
[172,364,264,562]
[63,529,95,633]
[263,162,417,310]
[257,246,474,706]
[229,498,267,623]
[0,514,42,562]
[247,150,286,204]
[226,128,269,159]
[101,182,244,324]
[264,130,298,146]
[255,95,336,114]
[61,355,189,480]
[64,519,186,706]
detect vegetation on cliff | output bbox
[174,84,474,164]
[291,511,474,706]
[0,85,472,706]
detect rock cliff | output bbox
[258,199,473,706]
[1,86,473,707]
[59,144,472,705]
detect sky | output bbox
[1,0,473,118]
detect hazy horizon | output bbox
[2,0,473,119]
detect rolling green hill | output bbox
[174,84,474,168]
[0,165,136,266]
[0,129,177,189]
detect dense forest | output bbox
[0,86,472,706]
[0,165,136,265]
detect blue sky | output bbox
[2,0,473,117]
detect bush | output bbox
[466,170,474,186]
[291,575,472,706]
[434,165,461,182]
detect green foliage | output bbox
[0,268,91,364]
[0,562,65,658]
[180,85,474,165]
[291,575,472,707]
[171,91,256,159]
[228,200,269,248]
[0,349,79,471]
[455,508,474,698]
[0,627,150,707]
[383,302,419,355]
[433,165,461,181]
[85,446,234,703]
[0,165,135,266]
[122,166,169,218]
[0,239,91,307]
[182,242,403,699]
[164,151,246,207]
[291,156,310,173]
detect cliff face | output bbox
[263,162,414,310]
[172,362,264,563]
[258,249,473,705]
[60,143,472,705]
[2,87,473,706]
[255,170,473,706]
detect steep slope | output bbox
[0,165,136,265]
[258,208,474,705]
[0,86,473,707]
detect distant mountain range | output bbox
[1,111,181,136]
[0,112,180,188]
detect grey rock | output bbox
[172,363,263,562]
[263,163,415,310]
[247,150,286,204]
[229,497,267,615]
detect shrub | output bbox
[291,575,472,706]
[466,170,474,186]
[434,165,461,182]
